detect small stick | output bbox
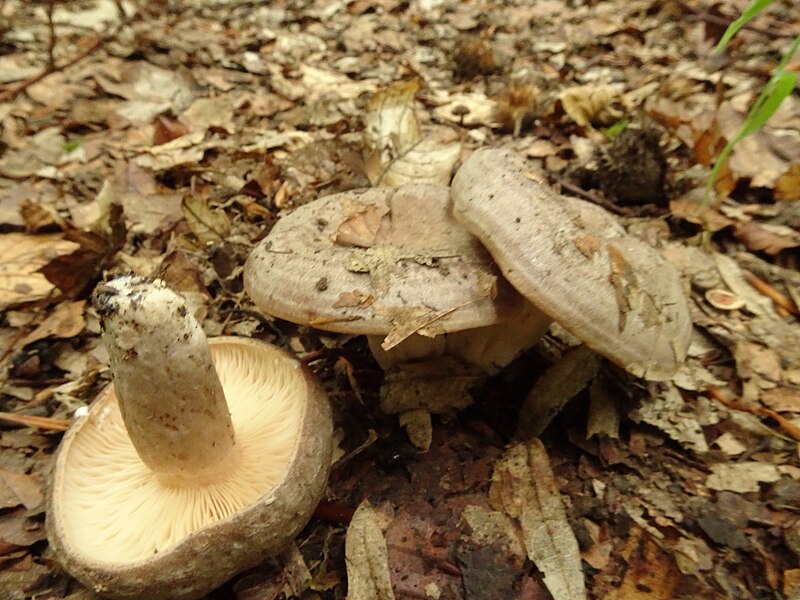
[742,270,798,314]
[708,387,800,442]
[0,411,70,431]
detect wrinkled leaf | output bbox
[21,300,86,346]
[706,462,781,493]
[0,234,80,310]
[0,470,44,511]
[489,440,587,600]
[345,501,396,600]
[517,345,600,439]
[182,195,231,245]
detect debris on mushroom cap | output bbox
[451,148,692,380]
[47,276,333,600]
[244,184,524,349]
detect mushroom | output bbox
[47,276,333,600]
[244,184,551,373]
[451,148,691,380]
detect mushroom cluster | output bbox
[47,276,333,600]
[244,149,691,380]
[244,184,551,373]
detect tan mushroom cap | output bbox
[47,279,332,600]
[244,184,523,340]
[451,148,692,380]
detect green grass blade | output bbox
[715,0,775,52]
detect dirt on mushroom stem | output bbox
[93,276,238,487]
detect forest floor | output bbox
[1,0,799,599]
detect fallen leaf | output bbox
[586,375,620,439]
[489,440,587,600]
[0,470,44,511]
[635,382,709,452]
[331,204,390,248]
[364,80,461,187]
[517,345,600,439]
[345,501,396,600]
[39,204,127,300]
[0,233,80,310]
[380,357,478,414]
[706,462,781,493]
[560,84,624,127]
[20,300,86,346]
[181,195,231,245]
[398,409,432,451]
[734,220,800,255]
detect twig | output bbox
[555,178,626,216]
[46,0,56,71]
[0,411,70,431]
[0,2,131,103]
[708,387,800,442]
[742,269,798,315]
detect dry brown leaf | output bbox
[761,387,800,413]
[345,501,396,600]
[586,375,620,439]
[775,163,800,201]
[706,462,781,493]
[398,409,432,451]
[636,382,709,452]
[364,80,461,187]
[380,357,479,415]
[331,204,390,248]
[181,195,231,245]
[560,84,623,128]
[0,469,44,511]
[734,221,800,255]
[0,233,80,310]
[21,300,86,346]
[517,345,600,439]
[333,290,376,309]
[607,243,633,333]
[489,440,587,600]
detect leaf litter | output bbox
[1,0,799,598]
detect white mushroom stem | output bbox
[93,277,238,487]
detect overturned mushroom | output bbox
[47,277,333,600]
[451,148,691,380]
[244,184,551,373]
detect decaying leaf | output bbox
[0,469,44,511]
[489,440,587,600]
[364,80,461,187]
[560,84,624,127]
[332,204,390,248]
[380,357,479,415]
[635,382,709,453]
[706,462,781,493]
[181,195,231,245]
[345,501,396,600]
[586,375,620,439]
[0,233,80,310]
[517,345,600,439]
[398,409,433,451]
[21,300,86,346]
[39,204,127,300]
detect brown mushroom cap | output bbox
[244,184,523,341]
[47,280,332,600]
[451,148,692,380]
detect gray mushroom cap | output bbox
[451,148,692,380]
[244,184,524,346]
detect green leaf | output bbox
[715,0,775,52]
[602,119,629,139]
